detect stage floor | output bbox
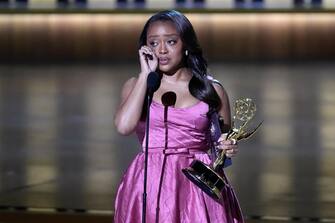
[0,61,334,221]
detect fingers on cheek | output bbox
[139,49,146,55]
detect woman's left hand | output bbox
[216,134,238,158]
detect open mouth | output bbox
[159,58,169,65]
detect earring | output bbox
[185,50,188,56]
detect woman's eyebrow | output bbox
[148,34,179,38]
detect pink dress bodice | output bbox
[136,100,210,151]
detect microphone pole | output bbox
[155,91,176,222]
[142,71,160,223]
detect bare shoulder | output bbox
[211,80,231,124]
[212,81,229,102]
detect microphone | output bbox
[161,91,177,107]
[147,71,161,95]
[162,91,177,123]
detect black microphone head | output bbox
[161,91,177,107]
[147,72,161,93]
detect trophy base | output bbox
[182,160,226,201]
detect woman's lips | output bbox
[159,58,169,65]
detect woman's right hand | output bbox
[138,45,158,76]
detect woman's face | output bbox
[146,21,184,74]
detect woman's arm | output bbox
[114,75,148,135]
[114,45,158,135]
[213,83,231,129]
[212,83,238,158]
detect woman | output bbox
[114,10,243,223]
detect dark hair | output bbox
[139,10,221,116]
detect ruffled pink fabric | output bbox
[114,100,244,223]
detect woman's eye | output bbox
[149,41,158,47]
[168,40,177,45]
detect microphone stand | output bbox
[154,91,176,223]
[142,92,152,223]
[142,72,160,223]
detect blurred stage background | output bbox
[0,0,335,222]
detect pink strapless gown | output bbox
[114,100,244,223]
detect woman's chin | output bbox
[158,65,182,75]
[158,66,172,73]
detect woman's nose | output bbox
[159,43,168,54]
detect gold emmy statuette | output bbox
[182,98,262,200]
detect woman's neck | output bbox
[160,67,192,84]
